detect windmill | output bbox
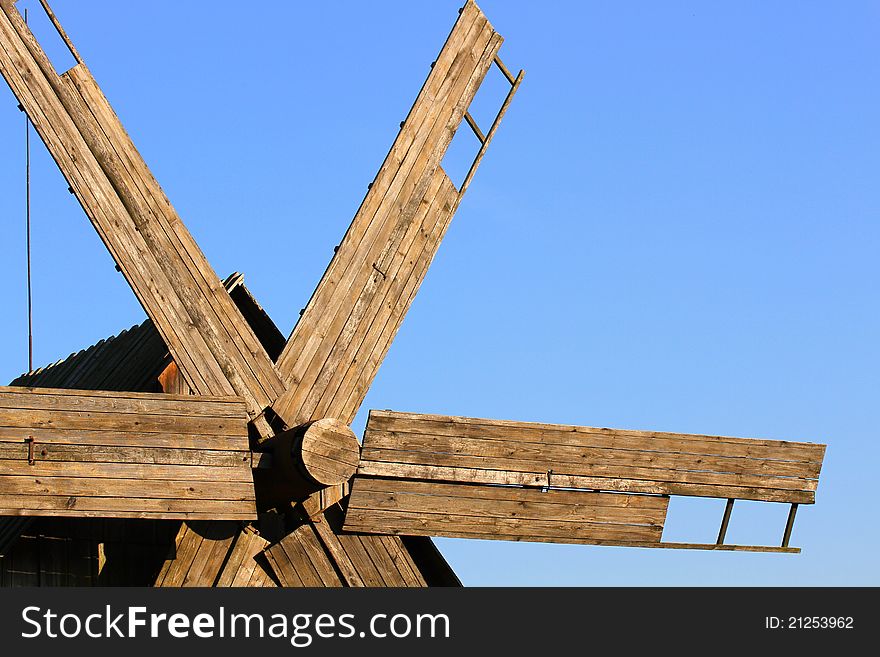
[0,0,825,587]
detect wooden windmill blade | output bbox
[0,0,285,420]
[267,0,523,430]
[343,410,825,552]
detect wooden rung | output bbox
[493,54,516,85]
[459,68,525,198]
[782,503,799,547]
[464,111,486,143]
[716,498,734,545]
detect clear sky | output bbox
[0,0,877,585]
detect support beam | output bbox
[716,498,734,545]
[782,503,799,548]
[269,0,522,431]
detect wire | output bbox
[25,7,33,372]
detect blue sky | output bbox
[0,1,877,585]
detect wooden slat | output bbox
[0,387,255,519]
[154,523,202,587]
[154,521,243,587]
[364,429,823,478]
[0,426,256,451]
[264,524,343,588]
[268,506,429,587]
[358,410,825,504]
[0,3,285,419]
[370,410,826,464]
[356,460,817,504]
[310,516,364,587]
[344,477,667,545]
[0,476,254,500]
[270,0,512,430]
[380,536,427,586]
[216,529,272,587]
[0,386,246,416]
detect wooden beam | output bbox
[0,386,255,519]
[0,2,285,420]
[269,0,518,431]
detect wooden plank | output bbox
[0,496,255,519]
[345,477,666,545]
[359,447,817,493]
[0,426,255,451]
[0,443,250,467]
[265,539,303,587]
[0,387,255,518]
[335,533,386,587]
[358,410,825,503]
[357,535,408,587]
[310,517,364,587]
[181,529,236,587]
[0,476,255,500]
[0,459,253,482]
[154,523,201,587]
[265,524,345,588]
[356,460,816,504]
[364,429,823,478]
[380,536,427,587]
[348,510,663,545]
[0,385,246,416]
[349,479,669,525]
[270,1,508,431]
[216,529,270,587]
[265,522,346,587]
[154,521,242,587]
[369,410,826,463]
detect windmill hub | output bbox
[274,418,360,488]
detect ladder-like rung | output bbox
[494,54,517,86]
[782,503,799,548]
[458,66,525,199]
[464,111,486,143]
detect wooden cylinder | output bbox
[274,418,360,488]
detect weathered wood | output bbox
[310,515,364,587]
[0,387,255,519]
[369,410,825,464]
[274,418,360,488]
[259,503,433,588]
[264,523,343,588]
[154,521,245,587]
[358,410,825,504]
[345,477,667,545]
[0,3,285,420]
[216,527,274,587]
[270,0,514,433]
